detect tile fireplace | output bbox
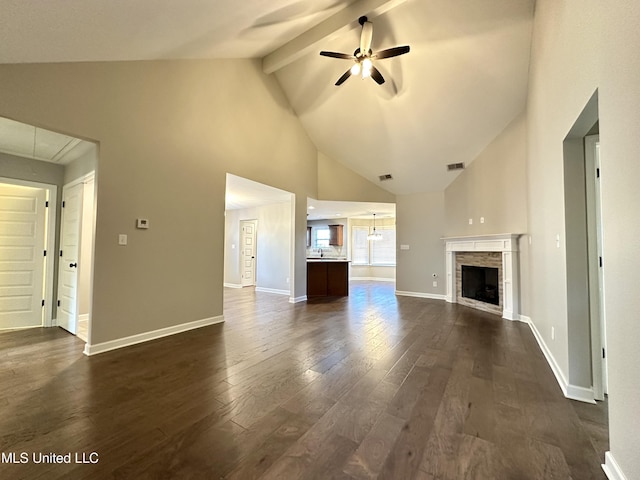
[443,234,523,320]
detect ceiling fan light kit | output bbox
[319,16,410,86]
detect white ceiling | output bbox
[0,0,358,63]
[0,117,96,165]
[307,199,395,221]
[225,173,293,210]
[0,0,535,195]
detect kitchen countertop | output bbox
[306,258,350,262]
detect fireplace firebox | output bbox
[461,265,499,306]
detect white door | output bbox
[57,182,84,334]
[0,183,47,329]
[240,220,257,287]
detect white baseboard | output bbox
[350,277,396,282]
[224,283,243,289]
[83,315,224,356]
[521,315,596,404]
[255,287,290,296]
[395,290,446,301]
[603,452,628,480]
[289,295,307,304]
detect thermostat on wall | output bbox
[136,218,149,229]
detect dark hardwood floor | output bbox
[0,282,607,479]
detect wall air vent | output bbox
[447,162,465,171]
[378,174,393,181]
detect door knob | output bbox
[69,263,77,268]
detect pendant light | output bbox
[367,213,383,241]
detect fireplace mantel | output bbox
[443,234,524,320]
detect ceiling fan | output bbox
[320,16,410,86]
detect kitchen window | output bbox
[315,227,330,247]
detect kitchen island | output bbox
[306,259,350,297]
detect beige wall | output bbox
[444,112,528,237]
[317,152,395,203]
[528,0,640,477]
[395,191,445,296]
[0,59,318,345]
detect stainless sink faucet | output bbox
[319,248,324,258]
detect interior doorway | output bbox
[0,115,98,345]
[562,90,608,404]
[0,178,57,329]
[240,219,257,287]
[223,173,295,300]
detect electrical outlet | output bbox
[433,281,437,287]
[286,277,290,284]
[468,218,473,225]
[118,234,127,246]
[551,326,555,340]
[480,217,485,224]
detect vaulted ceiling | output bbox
[0,0,534,195]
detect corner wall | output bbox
[528,1,640,477]
[444,113,528,237]
[395,191,445,298]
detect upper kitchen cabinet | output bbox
[328,224,344,246]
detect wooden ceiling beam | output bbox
[262,0,409,74]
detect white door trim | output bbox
[0,177,57,328]
[584,134,607,400]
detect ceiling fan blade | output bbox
[370,65,385,85]
[320,51,354,59]
[360,21,373,54]
[374,45,410,60]
[335,68,352,86]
